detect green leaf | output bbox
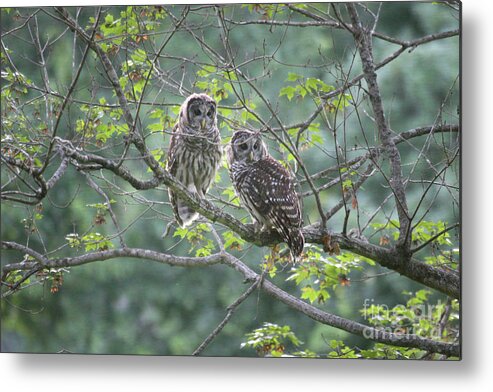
[197,65,216,77]
[305,77,319,91]
[104,14,114,25]
[80,232,114,251]
[195,80,209,90]
[173,227,188,239]
[147,122,163,132]
[149,108,163,119]
[222,230,246,250]
[301,286,318,303]
[241,322,302,357]
[279,86,296,101]
[218,107,232,118]
[287,72,302,82]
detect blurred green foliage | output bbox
[1,3,459,358]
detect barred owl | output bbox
[227,130,304,258]
[166,93,222,227]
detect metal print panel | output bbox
[0,2,461,359]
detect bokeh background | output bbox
[1,2,459,356]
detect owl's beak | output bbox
[249,151,254,161]
[200,119,206,129]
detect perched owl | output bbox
[227,130,305,258]
[166,93,222,227]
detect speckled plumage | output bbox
[167,93,222,227]
[227,130,304,258]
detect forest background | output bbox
[1,1,461,361]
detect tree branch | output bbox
[53,134,459,299]
[1,241,224,272]
[192,273,264,356]
[1,241,459,356]
[346,3,411,251]
[221,254,459,357]
[302,228,459,299]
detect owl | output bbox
[166,93,222,227]
[227,130,305,259]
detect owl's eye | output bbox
[193,108,201,116]
[207,109,214,117]
[253,141,260,150]
[239,143,249,151]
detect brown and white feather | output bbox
[166,93,222,227]
[228,130,304,259]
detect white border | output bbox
[2,0,492,390]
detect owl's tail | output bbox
[176,200,199,227]
[169,190,199,228]
[286,229,305,260]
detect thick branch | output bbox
[302,228,460,299]
[5,7,459,302]
[347,4,411,250]
[1,241,459,357]
[223,254,459,357]
[1,242,224,272]
[55,140,255,242]
[54,135,459,299]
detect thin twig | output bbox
[192,272,264,356]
